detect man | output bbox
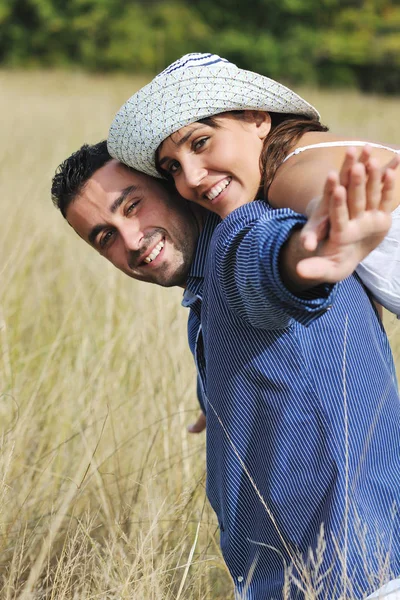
[52,141,400,599]
[52,139,214,429]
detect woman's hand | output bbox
[296,151,398,282]
[300,145,400,252]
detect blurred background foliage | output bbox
[0,0,399,93]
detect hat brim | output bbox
[108,63,320,178]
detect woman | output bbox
[108,52,400,315]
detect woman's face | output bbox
[157,112,271,219]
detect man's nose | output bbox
[120,222,143,251]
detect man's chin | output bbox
[132,267,187,288]
[152,271,187,288]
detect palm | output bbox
[297,154,396,283]
[300,210,391,282]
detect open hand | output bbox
[300,145,400,253]
[297,152,398,282]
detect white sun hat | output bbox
[108,52,320,179]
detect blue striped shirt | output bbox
[183,202,400,599]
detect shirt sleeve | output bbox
[215,206,338,330]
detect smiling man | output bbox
[52,140,215,433]
[55,143,203,287]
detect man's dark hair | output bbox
[51,140,112,218]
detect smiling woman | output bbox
[108,52,400,317]
[157,112,270,219]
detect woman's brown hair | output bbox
[260,113,328,198]
[199,112,328,200]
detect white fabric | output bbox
[365,578,400,599]
[357,202,400,316]
[283,141,400,316]
[283,140,400,163]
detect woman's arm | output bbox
[269,144,400,217]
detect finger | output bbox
[301,173,337,251]
[301,217,329,252]
[316,171,337,215]
[382,154,400,172]
[339,147,357,187]
[299,227,317,253]
[380,168,397,213]
[296,253,354,282]
[356,144,372,166]
[347,162,367,219]
[187,413,206,434]
[340,146,373,189]
[329,183,348,236]
[305,196,319,218]
[296,255,338,281]
[297,252,374,282]
[365,158,381,211]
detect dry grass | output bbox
[0,69,399,598]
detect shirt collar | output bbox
[188,212,220,280]
[184,212,220,302]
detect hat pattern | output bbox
[108,53,320,178]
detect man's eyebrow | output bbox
[88,185,139,246]
[88,224,106,247]
[158,125,204,168]
[110,185,139,213]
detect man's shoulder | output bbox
[217,200,271,229]
[210,201,298,250]
[210,201,268,247]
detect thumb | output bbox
[187,413,206,434]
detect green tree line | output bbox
[1,0,399,93]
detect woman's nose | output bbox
[183,162,207,189]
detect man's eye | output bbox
[126,200,140,215]
[99,230,114,249]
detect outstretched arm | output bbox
[280,154,397,293]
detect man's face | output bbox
[66,160,200,287]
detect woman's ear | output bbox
[244,110,271,139]
[253,110,272,139]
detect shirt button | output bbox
[237,576,244,583]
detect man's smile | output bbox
[130,235,166,270]
[143,239,165,264]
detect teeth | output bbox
[144,241,164,264]
[206,178,231,201]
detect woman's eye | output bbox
[168,160,180,175]
[193,137,209,151]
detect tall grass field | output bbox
[0,70,399,599]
